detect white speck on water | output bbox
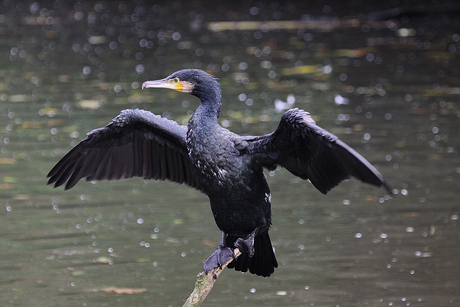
[405,227,414,233]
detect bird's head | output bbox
[142,69,220,101]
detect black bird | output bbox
[47,69,392,277]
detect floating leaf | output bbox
[335,47,374,58]
[22,121,42,129]
[8,95,32,102]
[88,287,146,294]
[137,258,151,263]
[276,291,287,296]
[93,256,112,264]
[0,158,15,165]
[173,218,183,225]
[203,240,216,247]
[71,270,85,277]
[281,65,317,76]
[13,194,29,200]
[88,36,107,44]
[39,108,57,116]
[78,100,101,110]
[364,195,378,201]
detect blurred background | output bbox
[1,1,459,306]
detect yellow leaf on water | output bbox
[281,65,317,76]
[71,270,85,276]
[137,258,151,263]
[0,158,15,165]
[88,287,146,294]
[276,291,287,296]
[173,218,183,225]
[203,240,216,247]
[13,194,30,200]
[40,108,57,116]
[78,100,101,110]
[3,176,16,183]
[364,195,378,201]
[22,121,42,129]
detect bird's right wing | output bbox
[47,109,199,190]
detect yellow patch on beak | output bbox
[167,78,184,91]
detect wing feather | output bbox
[247,108,392,195]
[47,109,199,191]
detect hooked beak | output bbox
[142,78,184,92]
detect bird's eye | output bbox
[173,78,179,83]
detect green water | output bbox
[1,1,459,306]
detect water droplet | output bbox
[82,66,91,75]
[135,64,144,74]
[239,62,248,70]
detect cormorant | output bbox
[47,69,392,277]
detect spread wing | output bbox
[245,108,392,195]
[47,109,199,190]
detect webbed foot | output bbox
[234,227,258,257]
[204,245,235,273]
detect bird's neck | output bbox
[192,94,222,125]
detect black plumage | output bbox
[48,69,392,277]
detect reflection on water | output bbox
[1,1,459,306]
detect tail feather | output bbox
[226,231,278,277]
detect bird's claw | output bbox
[234,236,255,257]
[203,245,235,273]
[234,227,257,257]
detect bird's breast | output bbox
[187,131,246,188]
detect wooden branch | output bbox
[182,248,242,307]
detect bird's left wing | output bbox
[47,109,199,190]
[243,108,392,195]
